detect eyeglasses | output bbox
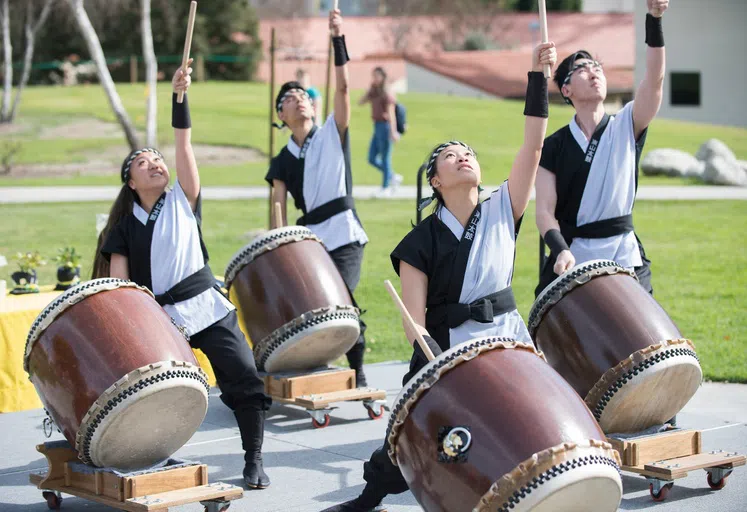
[563,60,603,85]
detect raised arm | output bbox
[329,9,350,138]
[507,42,556,222]
[632,1,668,139]
[172,58,199,211]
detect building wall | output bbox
[635,0,747,127]
[405,63,493,99]
[583,0,634,13]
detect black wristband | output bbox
[332,35,350,67]
[523,71,548,119]
[544,229,570,256]
[645,14,664,48]
[414,335,442,362]
[172,93,191,129]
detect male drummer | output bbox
[266,8,370,387]
[535,0,670,297]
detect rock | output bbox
[695,139,737,163]
[641,149,701,177]
[702,156,747,186]
[685,160,706,179]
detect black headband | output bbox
[121,148,164,183]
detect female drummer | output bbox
[321,42,557,512]
[92,62,272,490]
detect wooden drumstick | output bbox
[274,201,283,228]
[538,0,551,79]
[384,280,435,362]
[177,1,198,104]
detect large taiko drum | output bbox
[528,260,702,434]
[23,279,209,470]
[224,227,360,373]
[387,337,623,512]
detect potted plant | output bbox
[10,251,46,295]
[53,247,82,291]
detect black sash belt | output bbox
[298,196,355,226]
[429,286,517,330]
[560,214,633,240]
[155,264,217,306]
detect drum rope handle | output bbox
[384,280,435,361]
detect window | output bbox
[670,72,701,106]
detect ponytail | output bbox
[91,185,136,279]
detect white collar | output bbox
[569,115,589,152]
[133,202,149,225]
[438,206,465,241]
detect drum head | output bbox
[515,466,622,512]
[79,362,209,470]
[588,340,702,433]
[259,309,360,373]
[477,441,622,512]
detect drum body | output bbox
[529,260,702,433]
[24,279,209,470]
[387,338,623,512]
[225,227,360,373]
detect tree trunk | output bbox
[67,0,139,150]
[142,0,157,147]
[1,0,12,122]
[9,0,55,123]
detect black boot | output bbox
[346,342,368,388]
[234,408,270,489]
[320,484,386,511]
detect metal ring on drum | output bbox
[225,227,361,373]
[24,279,209,470]
[386,337,623,512]
[528,259,703,434]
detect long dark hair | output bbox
[372,66,388,95]
[91,185,135,279]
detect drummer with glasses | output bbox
[535,1,672,297]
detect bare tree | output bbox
[0,0,11,122]
[8,0,55,122]
[67,0,139,149]
[142,0,157,146]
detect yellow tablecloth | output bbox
[0,286,219,413]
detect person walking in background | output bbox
[359,67,402,197]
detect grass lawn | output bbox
[1,82,746,187]
[1,199,745,383]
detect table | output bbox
[0,286,219,413]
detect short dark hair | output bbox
[554,50,593,105]
[275,81,306,112]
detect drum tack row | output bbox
[22,232,745,511]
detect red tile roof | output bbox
[258,12,634,97]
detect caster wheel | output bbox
[650,482,673,502]
[367,407,384,420]
[311,414,330,429]
[43,491,62,510]
[707,472,728,490]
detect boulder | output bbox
[695,139,737,163]
[702,156,747,186]
[641,149,701,177]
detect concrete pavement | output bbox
[1,361,745,512]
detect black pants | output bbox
[189,310,271,412]
[361,352,428,496]
[328,242,367,348]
